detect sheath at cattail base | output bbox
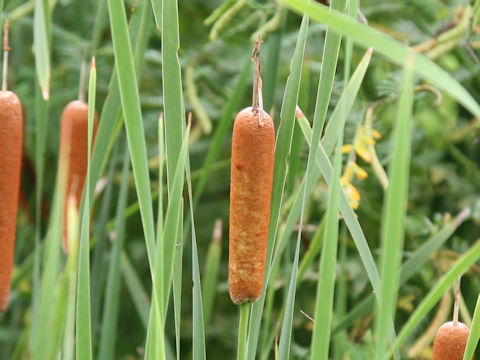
[229,107,275,305]
[59,100,98,253]
[0,91,23,312]
[432,321,471,360]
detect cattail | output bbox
[0,21,23,312]
[432,321,470,360]
[433,278,472,360]
[59,100,97,252]
[228,38,275,305]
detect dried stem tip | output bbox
[2,20,11,92]
[251,35,264,126]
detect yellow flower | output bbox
[340,176,361,210]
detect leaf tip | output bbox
[42,87,49,100]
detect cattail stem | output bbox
[2,20,10,92]
[78,59,87,102]
[251,36,264,126]
[236,303,250,360]
[453,277,461,325]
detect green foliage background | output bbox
[2,0,480,359]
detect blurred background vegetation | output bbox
[2,0,480,358]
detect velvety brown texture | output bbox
[0,91,23,312]
[59,100,98,252]
[228,107,275,305]
[433,321,472,360]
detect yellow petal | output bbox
[342,144,354,154]
[352,163,368,180]
[372,129,382,139]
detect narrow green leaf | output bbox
[321,48,373,156]
[98,146,130,360]
[201,219,222,328]
[32,116,67,360]
[310,129,343,359]
[297,216,325,283]
[150,0,161,30]
[62,198,80,360]
[146,128,189,360]
[162,0,185,190]
[90,149,117,346]
[186,149,206,360]
[89,0,152,206]
[158,128,188,317]
[31,77,49,356]
[375,52,415,360]
[75,58,97,360]
[463,292,480,360]
[121,251,150,329]
[237,304,250,360]
[107,0,156,271]
[172,207,183,360]
[33,0,50,99]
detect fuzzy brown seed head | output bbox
[59,100,98,253]
[0,90,23,312]
[432,321,471,360]
[228,107,275,305]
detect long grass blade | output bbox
[107,0,156,271]
[201,219,222,328]
[90,149,118,345]
[374,51,415,360]
[147,127,189,360]
[172,207,183,360]
[31,77,49,356]
[158,128,189,317]
[310,99,343,360]
[463,292,480,360]
[162,0,185,190]
[32,111,67,360]
[121,251,150,329]
[89,0,152,207]
[75,57,96,360]
[186,146,206,360]
[33,0,50,99]
[62,195,80,360]
[150,0,161,30]
[98,145,130,360]
[161,2,186,353]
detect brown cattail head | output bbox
[228,107,275,305]
[432,321,471,360]
[0,91,23,312]
[59,100,98,253]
